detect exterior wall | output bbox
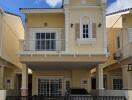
[0,59,18,95]
[0,11,24,96]
[68,8,104,54]
[24,8,105,55]
[20,0,107,96]
[106,13,132,66]
[122,14,132,28]
[105,68,122,90]
[0,13,24,68]
[104,13,132,98]
[106,14,123,28]
[107,28,121,65]
[71,69,90,88]
[70,0,100,6]
[0,90,6,100]
[32,69,91,96]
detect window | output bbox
[35,32,56,51]
[117,36,120,49]
[38,78,62,96]
[113,79,123,90]
[65,80,71,90]
[64,79,71,92]
[80,16,91,39]
[83,24,89,38]
[81,79,88,90]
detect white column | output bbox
[96,64,104,96]
[64,8,69,53]
[0,66,4,89]
[101,2,107,55]
[122,65,132,90]
[21,64,28,96]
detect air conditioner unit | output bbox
[113,51,122,60]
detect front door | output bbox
[38,78,63,96]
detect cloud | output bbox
[45,0,62,7]
[34,0,43,5]
[107,0,132,14]
[34,0,62,8]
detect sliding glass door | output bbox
[38,78,62,97]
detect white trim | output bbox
[28,28,63,51]
[69,6,101,9]
[64,8,69,53]
[20,9,64,14]
[18,52,106,56]
[77,38,96,44]
[80,15,92,39]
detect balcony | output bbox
[19,39,65,53]
[114,42,132,60]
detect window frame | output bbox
[116,35,121,49]
[29,28,62,51]
[80,15,92,39]
[35,32,57,51]
[112,76,123,90]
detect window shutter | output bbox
[75,23,80,40]
[92,23,97,38]
[61,29,65,51]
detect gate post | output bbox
[0,90,6,100]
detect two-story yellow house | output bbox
[104,8,132,98]
[0,8,24,96]
[19,0,107,96]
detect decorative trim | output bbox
[77,38,96,44]
[80,15,92,39]
[69,6,101,9]
[20,9,64,14]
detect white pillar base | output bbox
[21,88,28,96]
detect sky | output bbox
[0,0,132,22]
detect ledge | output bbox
[77,38,96,45]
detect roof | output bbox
[0,7,21,18]
[19,8,63,10]
[20,8,64,14]
[5,11,21,17]
[107,8,132,16]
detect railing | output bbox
[20,39,65,52]
[114,42,132,60]
[6,96,127,100]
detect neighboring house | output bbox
[19,0,107,96]
[0,8,24,95]
[104,9,132,96]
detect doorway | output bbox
[38,77,63,96]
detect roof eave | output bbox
[20,8,64,14]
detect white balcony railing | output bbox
[114,42,132,60]
[20,39,65,52]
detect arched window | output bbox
[80,16,92,39]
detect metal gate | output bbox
[6,96,127,100]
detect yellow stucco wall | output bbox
[106,68,122,90]
[0,12,24,68]
[122,14,132,28]
[105,13,132,92]
[68,8,104,54]
[106,13,132,66]
[32,69,91,95]
[25,8,105,54]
